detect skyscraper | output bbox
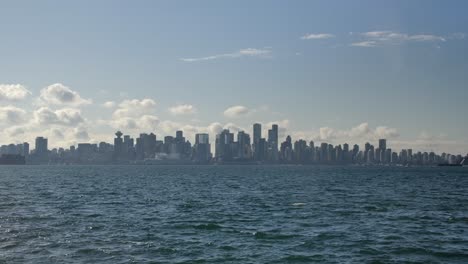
[35,137,48,155]
[194,133,211,163]
[253,123,263,161]
[253,123,261,144]
[22,142,29,157]
[113,131,124,160]
[320,143,328,163]
[195,133,209,145]
[237,131,251,159]
[215,129,234,161]
[267,124,279,161]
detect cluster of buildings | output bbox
[0,123,467,166]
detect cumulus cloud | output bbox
[39,83,92,106]
[50,128,65,140]
[265,119,290,139]
[109,98,158,130]
[112,98,156,118]
[159,120,183,134]
[0,84,31,101]
[301,33,335,40]
[375,126,399,138]
[102,101,116,108]
[4,126,26,137]
[180,48,272,62]
[351,30,447,47]
[223,123,245,133]
[169,104,196,115]
[111,115,160,131]
[208,122,223,135]
[0,106,28,124]
[33,107,85,126]
[390,132,468,154]
[74,127,90,141]
[223,105,250,118]
[291,122,399,144]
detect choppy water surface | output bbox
[0,165,467,263]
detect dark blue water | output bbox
[0,165,467,263]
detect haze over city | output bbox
[1,0,467,154]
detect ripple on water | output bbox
[0,165,467,263]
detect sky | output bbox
[0,0,467,154]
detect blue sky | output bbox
[0,0,467,153]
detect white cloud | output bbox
[4,126,26,137]
[301,33,335,40]
[159,120,183,134]
[348,122,371,137]
[112,98,156,118]
[139,115,160,130]
[290,122,400,145]
[391,132,467,154]
[264,119,290,139]
[74,127,90,141]
[375,126,399,139]
[33,107,85,126]
[0,106,27,124]
[102,101,116,108]
[39,83,92,106]
[448,32,466,40]
[111,115,160,131]
[319,127,335,140]
[223,123,244,133]
[98,98,159,131]
[362,31,445,42]
[350,41,378,47]
[169,104,196,115]
[180,48,272,62]
[207,122,223,135]
[223,105,250,118]
[352,31,446,47]
[0,84,31,101]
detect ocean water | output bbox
[0,165,467,263]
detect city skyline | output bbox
[1,1,468,153]
[1,122,466,166]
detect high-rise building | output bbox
[378,139,387,151]
[280,136,293,162]
[253,123,264,161]
[195,133,209,145]
[352,144,359,162]
[294,139,308,163]
[320,143,328,163]
[23,142,29,157]
[113,131,124,160]
[176,130,183,140]
[407,149,413,162]
[267,124,279,161]
[237,131,251,159]
[309,141,315,162]
[194,133,211,163]
[215,129,234,161]
[253,123,261,144]
[35,137,48,155]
